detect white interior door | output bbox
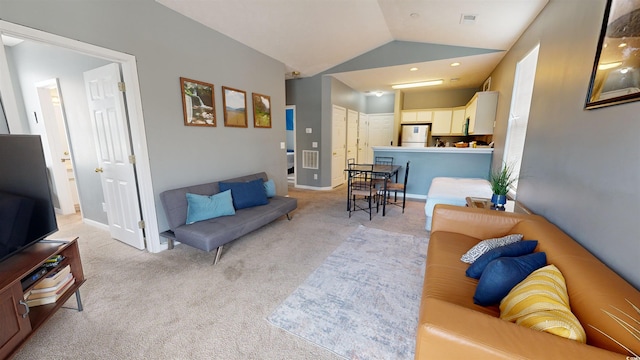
[346,109,358,163]
[83,63,145,250]
[36,79,77,215]
[368,113,394,159]
[331,105,346,188]
[357,112,369,163]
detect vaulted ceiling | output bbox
[157,0,549,93]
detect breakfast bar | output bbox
[371,146,494,199]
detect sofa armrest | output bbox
[430,204,546,239]
[416,298,625,360]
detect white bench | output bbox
[424,177,492,231]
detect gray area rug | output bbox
[267,225,429,359]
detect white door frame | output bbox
[0,20,162,253]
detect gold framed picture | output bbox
[222,86,247,128]
[180,77,215,127]
[252,93,271,128]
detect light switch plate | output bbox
[306,128,312,133]
[280,142,285,149]
[312,142,318,148]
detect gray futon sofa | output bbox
[159,172,297,264]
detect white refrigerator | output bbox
[401,124,429,147]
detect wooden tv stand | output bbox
[0,238,85,359]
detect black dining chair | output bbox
[348,164,377,220]
[382,160,410,213]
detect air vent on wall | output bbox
[302,150,319,169]
[460,14,477,24]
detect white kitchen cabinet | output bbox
[431,109,453,135]
[465,91,498,135]
[450,107,466,135]
[401,110,432,123]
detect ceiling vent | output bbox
[460,14,477,25]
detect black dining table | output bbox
[345,163,401,216]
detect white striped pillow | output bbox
[499,264,586,343]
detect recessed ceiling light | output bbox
[450,62,461,67]
[410,67,418,72]
[620,67,630,74]
[375,91,383,97]
[619,43,627,48]
[392,80,444,89]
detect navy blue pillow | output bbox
[219,178,269,210]
[473,252,547,306]
[466,240,539,279]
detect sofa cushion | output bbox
[219,178,269,209]
[461,234,523,264]
[466,240,539,279]
[263,179,276,197]
[473,252,547,306]
[500,264,586,343]
[185,190,235,224]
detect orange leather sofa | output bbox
[416,204,640,359]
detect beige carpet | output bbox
[13,185,428,360]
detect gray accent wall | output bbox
[6,42,110,224]
[366,94,395,114]
[2,0,288,233]
[489,0,640,289]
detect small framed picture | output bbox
[252,93,271,128]
[222,86,247,128]
[180,77,215,127]
[482,77,491,92]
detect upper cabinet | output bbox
[431,109,453,135]
[450,107,467,135]
[401,110,432,123]
[465,91,498,135]
[400,91,498,135]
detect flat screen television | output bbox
[0,134,58,263]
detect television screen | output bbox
[0,134,58,262]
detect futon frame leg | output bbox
[286,213,292,220]
[213,246,223,265]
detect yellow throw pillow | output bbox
[500,264,586,343]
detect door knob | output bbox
[95,167,103,173]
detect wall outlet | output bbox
[306,128,312,133]
[312,142,318,148]
[280,142,285,149]
[314,173,318,180]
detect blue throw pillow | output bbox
[473,252,547,306]
[219,178,269,210]
[263,179,276,198]
[185,190,235,224]
[466,240,539,279]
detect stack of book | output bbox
[24,264,75,306]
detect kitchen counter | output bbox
[373,146,493,199]
[372,146,493,154]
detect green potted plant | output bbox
[489,163,516,208]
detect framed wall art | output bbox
[180,77,215,126]
[585,0,640,109]
[252,93,272,128]
[222,86,247,127]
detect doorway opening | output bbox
[286,105,296,186]
[0,20,161,252]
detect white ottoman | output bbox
[425,177,492,231]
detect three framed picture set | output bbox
[180,77,272,128]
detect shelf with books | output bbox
[0,237,85,359]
